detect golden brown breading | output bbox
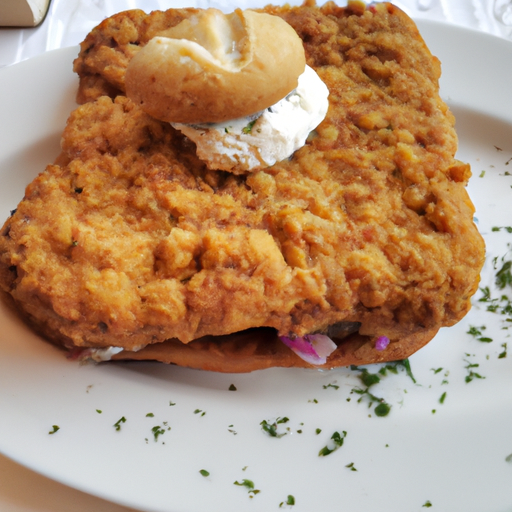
[0,2,485,371]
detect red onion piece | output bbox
[280,333,337,365]
[375,336,390,351]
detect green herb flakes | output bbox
[146,412,154,417]
[439,392,447,404]
[467,325,493,343]
[194,409,206,416]
[495,260,512,289]
[242,120,257,134]
[151,425,166,442]
[499,342,508,358]
[345,462,357,471]
[96,409,102,414]
[228,384,237,391]
[374,403,391,417]
[505,454,512,463]
[399,358,417,383]
[318,430,347,456]
[315,428,322,435]
[113,416,126,431]
[279,495,296,507]
[492,226,512,233]
[322,383,339,390]
[233,479,260,498]
[48,425,60,435]
[169,401,176,406]
[422,500,432,508]
[358,368,381,387]
[260,417,289,438]
[479,170,486,177]
[464,357,485,383]
[199,469,210,477]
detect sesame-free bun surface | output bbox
[125,8,306,123]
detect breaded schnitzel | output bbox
[0,2,485,371]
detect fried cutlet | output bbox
[0,2,485,371]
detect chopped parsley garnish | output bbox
[194,409,206,416]
[323,383,339,390]
[315,428,322,435]
[113,416,126,431]
[397,358,417,383]
[234,479,260,498]
[318,430,347,456]
[345,462,357,471]
[199,469,210,477]
[374,403,391,417]
[151,425,166,441]
[48,425,60,435]
[467,325,493,343]
[464,357,485,383]
[234,479,254,488]
[499,342,508,359]
[505,454,512,463]
[260,417,289,438]
[358,368,381,387]
[96,409,102,414]
[422,501,432,508]
[169,401,176,406]
[228,384,237,391]
[242,120,257,134]
[350,368,392,417]
[146,412,154,417]
[279,495,296,507]
[491,226,512,233]
[439,392,447,404]
[495,260,512,289]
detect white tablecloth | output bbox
[0,0,511,511]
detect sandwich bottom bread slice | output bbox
[0,1,485,372]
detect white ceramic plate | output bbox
[1,17,512,512]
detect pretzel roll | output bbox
[125,8,306,123]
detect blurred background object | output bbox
[0,0,51,27]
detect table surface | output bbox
[1,0,511,511]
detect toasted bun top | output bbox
[125,9,306,123]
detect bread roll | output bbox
[125,8,306,123]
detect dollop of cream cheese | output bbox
[171,65,329,173]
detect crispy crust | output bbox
[0,2,485,371]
